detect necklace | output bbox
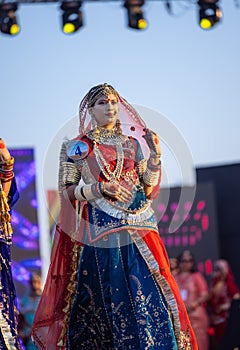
[87,127,127,145]
[93,140,124,182]
[87,126,126,182]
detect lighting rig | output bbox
[0,2,20,35]
[198,0,222,29]
[124,0,147,30]
[0,0,226,36]
[60,1,83,34]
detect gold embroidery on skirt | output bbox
[130,231,192,350]
[0,309,18,350]
[57,242,82,347]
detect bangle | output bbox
[0,170,14,182]
[98,182,105,195]
[0,175,14,183]
[91,183,102,198]
[62,161,81,185]
[100,182,113,197]
[0,170,14,178]
[74,186,86,201]
[82,184,96,201]
[143,167,160,186]
[147,158,161,170]
[0,156,14,167]
[150,151,161,159]
[80,186,86,199]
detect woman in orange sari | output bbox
[32,83,198,350]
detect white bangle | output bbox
[74,185,86,201]
[74,184,97,201]
[143,167,160,186]
[82,184,96,201]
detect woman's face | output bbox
[213,260,228,278]
[179,252,194,272]
[89,93,118,129]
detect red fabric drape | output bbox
[142,230,198,349]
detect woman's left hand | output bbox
[0,138,11,161]
[142,129,161,156]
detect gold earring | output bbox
[115,119,122,135]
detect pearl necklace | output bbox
[93,140,124,182]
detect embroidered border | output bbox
[129,231,184,349]
[0,309,18,350]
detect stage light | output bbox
[60,1,83,34]
[198,0,222,30]
[0,3,20,36]
[124,0,148,30]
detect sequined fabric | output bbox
[67,233,178,350]
[0,179,21,349]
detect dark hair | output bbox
[30,271,41,283]
[87,83,119,107]
[177,250,197,273]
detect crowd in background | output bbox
[170,251,240,350]
[16,252,239,350]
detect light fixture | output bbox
[124,0,147,30]
[60,1,83,34]
[0,3,20,36]
[198,0,222,30]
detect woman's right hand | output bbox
[142,129,161,156]
[103,181,133,203]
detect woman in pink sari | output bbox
[175,250,209,350]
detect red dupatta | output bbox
[32,193,83,349]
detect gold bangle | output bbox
[150,152,161,158]
[0,175,14,183]
[0,156,14,166]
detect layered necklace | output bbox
[87,127,126,182]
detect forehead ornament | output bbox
[87,83,118,107]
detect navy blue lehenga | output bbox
[67,232,178,350]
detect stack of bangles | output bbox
[74,182,106,201]
[73,154,161,202]
[0,156,14,183]
[143,153,161,187]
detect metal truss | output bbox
[0,0,198,5]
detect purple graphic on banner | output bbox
[10,148,42,297]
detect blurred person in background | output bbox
[208,259,240,350]
[0,138,21,349]
[175,250,210,350]
[19,272,42,349]
[169,257,179,277]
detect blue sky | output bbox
[2,1,240,184]
[1,1,240,270]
